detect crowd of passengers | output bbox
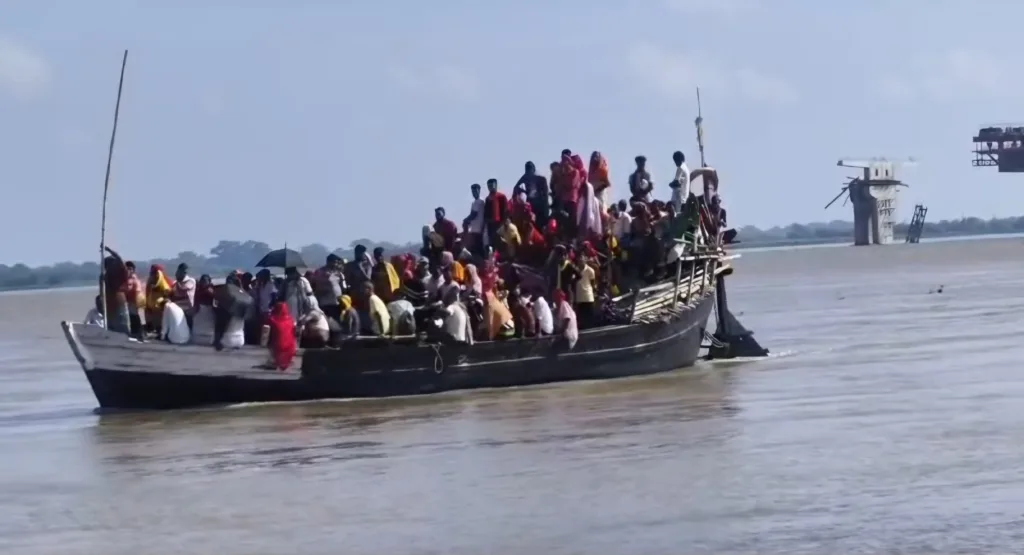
[90,149,729,370]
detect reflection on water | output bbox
[3,238,1024,553]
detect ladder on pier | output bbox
[905,204,927,243]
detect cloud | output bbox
[625,41,798,105]
[665,0,756,18]
[0,36,51,101]
[386,64,481,103]
[879,48,1022,102]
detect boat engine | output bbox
[706,271,769,360]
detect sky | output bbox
[3,0,1024,266]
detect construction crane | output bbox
[825,157,916,209]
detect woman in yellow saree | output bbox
[144,264,173,333]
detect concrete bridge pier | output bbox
[849,181,898,245]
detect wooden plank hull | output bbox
[61,288,715,411]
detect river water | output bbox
[3,237,1024,554]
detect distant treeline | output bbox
[0,239,421,292]
[737,214,1024,243]
[3,215,1024,291]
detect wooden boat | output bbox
[61,258,749,411]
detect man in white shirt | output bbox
[670,150,690,213]
[532,293,554,335]
[611,200,633,240]
[84,295,105,327]
[161,301,191,345]
[462,183,486,256]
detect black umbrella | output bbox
[255,248,307,269]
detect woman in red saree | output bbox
[266,301,297,371]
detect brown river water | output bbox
[3,237,1024,554]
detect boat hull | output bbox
[62,291,715,411]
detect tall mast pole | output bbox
[99,50,129,330]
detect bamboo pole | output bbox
[672,256,682,307]
[99,50,128,331]
[686,259,696,304]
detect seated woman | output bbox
[483,289,515,340]
[440,250,466,285]
[336,294,360,342]
[144,264,173,335]
[298,295,330,348]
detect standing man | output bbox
[670,150,690,213]
[516,161,550,231]
[629,155,653,203]
[433,207,459,253]
[483,178,508,251]
[314,253,345,322]
[463,183,486,256]
[344,244,373,293]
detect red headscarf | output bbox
[267,302,297,371]
[552,288,567,305]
